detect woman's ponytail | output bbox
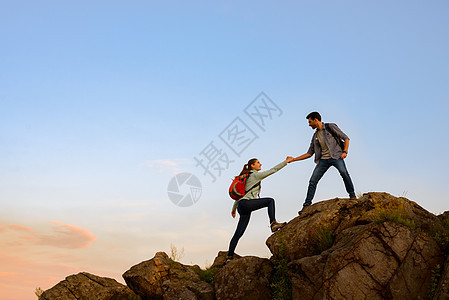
[239,158,258,176]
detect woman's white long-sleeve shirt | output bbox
[232,160,287,211]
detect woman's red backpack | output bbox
[229,173,259,200]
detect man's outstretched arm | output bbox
[291,153,312,162]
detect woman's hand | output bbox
[286,156,295,163]
[231,210,236,218]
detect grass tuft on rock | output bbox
[370,201,416,230]
[270,232,292,300]
[194,266,219,285]
[311,225,335,255]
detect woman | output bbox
[226,156,294,262]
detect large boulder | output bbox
[266,192,441,262]
[288,222,444,299]
[122,251,214,300]
[210,251,241,269]
[214,256,273,300]
[40,272,136,300]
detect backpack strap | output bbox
[245,173,261,197]
[324,123,337,138]
[325,123,344,150]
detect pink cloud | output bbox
[1,221,96,249]
[7,224,33,232]
[35,221,97,249]
[0,221,98,300]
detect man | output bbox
[292,112,356,215]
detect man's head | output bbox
[306,111,322,130]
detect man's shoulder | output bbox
[325,123,340,132]
[325,122,349,139]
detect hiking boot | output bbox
[270,221,287,233]
[298,205,309,216]
[349,195,357,199]
[224,255,234,265]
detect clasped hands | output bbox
[285,156,295,163]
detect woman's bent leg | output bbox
[239,197,276,224]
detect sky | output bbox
[1,1,448,299]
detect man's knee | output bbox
[339,169,350,177]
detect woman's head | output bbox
[239,158,261,175]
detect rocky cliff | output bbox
[40,192,449,299]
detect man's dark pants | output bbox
[304,158,355,207]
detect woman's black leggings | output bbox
[227,197,275,257]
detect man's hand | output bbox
[341,139,350,159]
[231,210,236,218]
[286,156,294,163]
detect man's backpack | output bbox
[229,173,260,200]
[325,123,345,151]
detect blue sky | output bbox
[1,1,448,299]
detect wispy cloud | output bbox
[1,221,96,249]
[146,159,190,174]
[7,224,33,232]
[35,221,96,249]
[0,221,98,299]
